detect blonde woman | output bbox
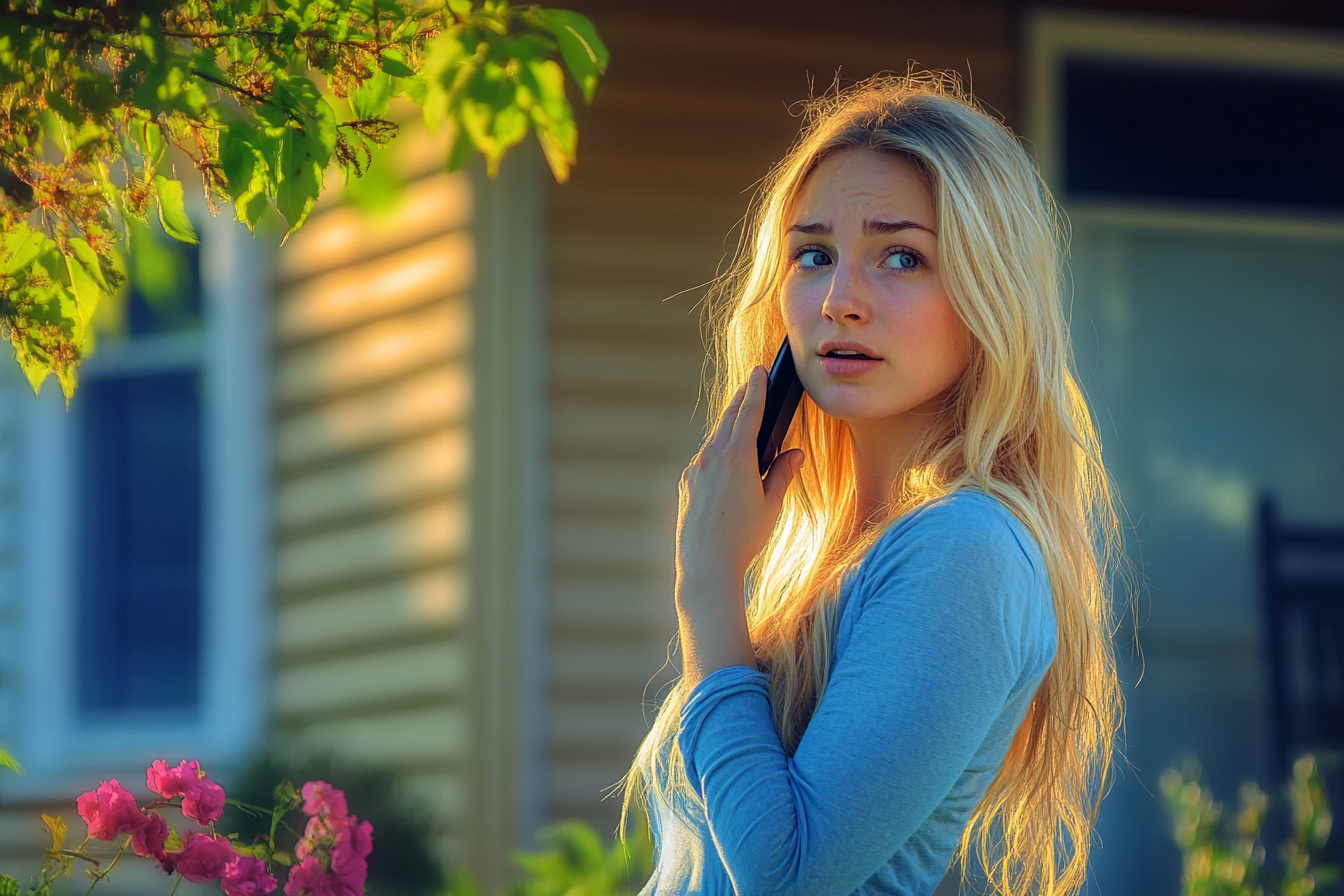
[622,73,1125,896]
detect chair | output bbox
[1257,494,1344,775]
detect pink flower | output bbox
[182,775,226,825]
[146,759,201,798]
[222,855,279,896]
[330,817,373,894]
[287,810,373,896]
[301,781,347,822]
[76,779,148,841]
[145,759,226,825]
[165,832,236,883]
[335,817,373,860]
[283,856,340,896]
[330,851,367,895]
[131,812,168,859]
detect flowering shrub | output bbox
[224,750,442,895]
[1,758,372,896]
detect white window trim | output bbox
[2,213,271,799]
[1026,9,1344,241]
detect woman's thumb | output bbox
[763,449,805,504]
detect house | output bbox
[1,2,1341,894]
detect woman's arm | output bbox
[678,497,1052,896]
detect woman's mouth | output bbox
[818,348,883,376]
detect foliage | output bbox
[441,819,654,896]
[223,749,445,896]
[0,0,607,397]
[1161,753,1338,896]
[0,741,21,774]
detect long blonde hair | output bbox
[621,72,1126,896]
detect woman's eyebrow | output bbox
[787,219,937,236]
[863,218,937,237]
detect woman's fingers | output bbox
[763,448,805,505]
[729,366,768,447]
[705,381,748,454]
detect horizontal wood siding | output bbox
[271,163,473,867]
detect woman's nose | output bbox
[820,260,869,323]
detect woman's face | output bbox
[780,148,972,426]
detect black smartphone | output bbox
[756,336,805,476]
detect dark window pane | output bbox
[77,370,203,712]
[1064,59,1344,211]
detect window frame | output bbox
[0,212,271,797]
[1026,10,1344,241]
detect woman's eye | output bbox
[882,250,920,271]
[794,249,832,269]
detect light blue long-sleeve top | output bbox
[640,490,1058,896]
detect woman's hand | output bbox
[675,366,805,685]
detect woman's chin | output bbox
[808,393,899,423]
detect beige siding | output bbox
[271,161,473,866]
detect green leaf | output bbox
[17,354,52,397]
[532,9,608,104]
[352,72,394,120]
[64,239,105,330]
[520,58,577,182]
[164,826,183,853]
[42,814,66,853]
[0,744,21,774]
[136,118,167,169]
[444,125,475,173]
[1,225,47,275]
[395,75,428,106]
[273,778,300,808]
[458,61,524,175]
[43,90,82,125]
[153,176,199,244]
[273,81,336,237]
[0,873,18,896]
[220,119,271,229]
[127,218,191,316]
[378,52,417,78]
[276,126,324,236]
[70,121,108,153]
[242,192,270,230]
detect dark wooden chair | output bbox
[1257,494,1344,777]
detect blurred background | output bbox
[1,1,1341,893]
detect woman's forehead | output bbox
[790,148,937,232]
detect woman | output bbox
[621,73,1125,896]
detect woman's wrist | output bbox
[675,573,755,686]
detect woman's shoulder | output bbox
[878,489,1042,562]
[855,489,1053,623]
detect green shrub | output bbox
[443,818,653,896]
[1161,754,1338,896]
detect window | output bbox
[78,225,205,718]
[1,212,269,793]
[1063,59,1344,210]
